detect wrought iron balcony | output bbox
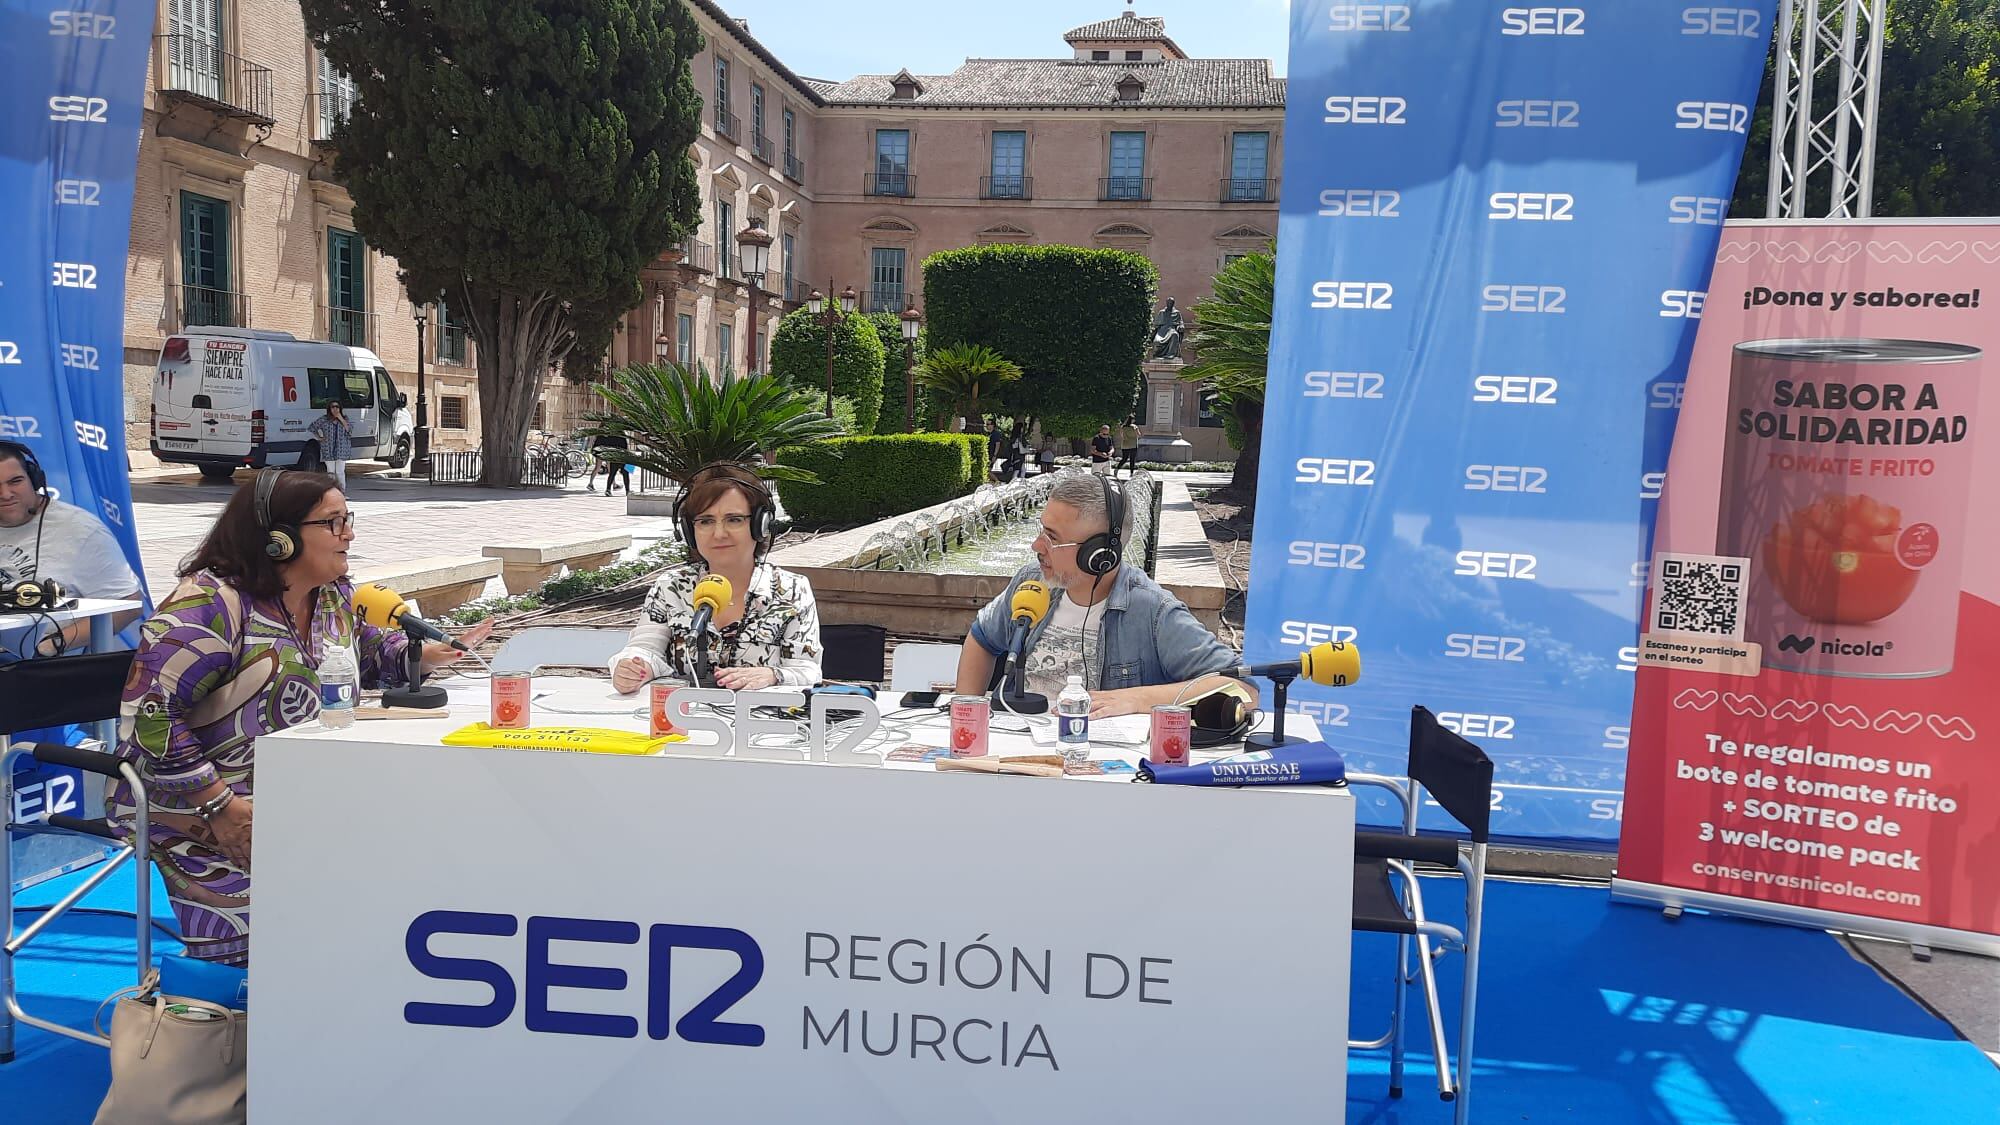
[156,34,274,125]
[677,239,714,274]
[981,175,1032,200]
[752,134,774,164]
[1100,176,1152,202]
[322,305,374,347]
[715,108,738,140]
[171,283,249,330]
[865,172,914,198]
[867,288,905,314]
[784,151,805,182]
[1221,177,1275,203]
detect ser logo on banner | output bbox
[1287,541,1367,570]
[60,343,99,371]
[1318,188,1401,217]
[1674,102,1751,133]
[1465,464,1549,492]
[46,96,108,123]
[54,179,100,206]
[1280,621,1359,647]
[48,11,118,37]
[1481,284,1566,313]
[0,417,42,439]
[1501,7,1586,35]
[1446,634,1528,662]
[0,343,20,366]
[1328,4,1411,31]
[1437,712,1516,740]
[1454,551,1538,581]
[1490,193,1575,221]
[1294,457,1376,485]
[1303,370,1386,398]
[404,911,766,1046]
[1682,7,1764,36]
[1473,375,1559,404]
[1496,99,1580,128]
[1322,96,1407,125]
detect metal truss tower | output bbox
[1767,0,1888,218]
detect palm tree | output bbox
[1181,251,1272,506]
[915,343,1023,430]
[582,362,844,487]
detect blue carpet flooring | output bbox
[3,866,1994,1123]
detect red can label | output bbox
[949,696,990,758]
[490,674,532,729]
[1150,705,1191,766]
[650,680,684,738]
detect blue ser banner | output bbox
[3,0,158,888]
[1250,1,1773,845]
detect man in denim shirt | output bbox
[955,473,1247,718]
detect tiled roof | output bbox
[816,58,1283,109]
[1065,13,1170,43]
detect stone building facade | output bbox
[121,4,1279,464]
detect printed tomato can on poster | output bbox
[1717,338,1982,678]
[949,695,990,757]
[649,679,686,738]
[490,673,532,729]
[1150,704,1192,766]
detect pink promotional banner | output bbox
[1616,220,1999,953]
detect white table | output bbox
[250,673,1355,1123]
[0,596,141,660]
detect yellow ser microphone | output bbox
[1234,640,1360,687]
[689,573,733,636]
[1009,580,1051,629]
[353,582,466,650]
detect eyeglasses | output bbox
[692,514,752,533]
[1035,525,1084,551]
[301,512,356,534]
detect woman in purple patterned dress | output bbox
[107,470,483,965]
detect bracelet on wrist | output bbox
[193,788,236,820]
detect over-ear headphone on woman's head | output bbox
[1076,474,1126,577]
[0,440,48,495]
[675,462,784,558]
[255,468,301,561]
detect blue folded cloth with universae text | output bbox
[1136,741,1346,786]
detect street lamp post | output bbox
[412,298,432,476]
[804,281,859,418]
[736,217,773,374]
[899,298,922,433]
[656,331,672,365]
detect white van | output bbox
[150,328,416,481]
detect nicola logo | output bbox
[1778,634,1815,654]
[404,910,765,1045]
[1780,635,1894,658]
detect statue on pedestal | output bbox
[1149,297,1184,362]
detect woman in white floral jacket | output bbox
[609,464,822,692]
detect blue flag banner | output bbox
[1251,1,1773,845]
[4,0,158,888]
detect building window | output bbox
[782,232,795,299]
[719,322,734,373]
[714,57,731,135]
[751,84,766,151]
[1228,132,1271,201]
[179,190,233,326]
[1106,132,1147,200]
[440,395,467,430]
[756,329,767,375]
[870,247,905,313]
[314,54,356,141]
[715,198,733,278]
[165,0,224,99]
[988,131,1026,198]
[326,228,366,346]
[437,297,468,364]
[874,129,910,196]
[1125,50,1143,61]
[676,313,693,367]
[1091,50,1109,61]
[783,107,797,158]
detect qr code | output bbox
[1650,553,1750,639]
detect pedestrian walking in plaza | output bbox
[1090,425,1115,475]
[1117,415,1141,478]
[593,430,631,494]
[307,403,354,490]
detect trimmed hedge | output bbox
[775,434,985,525]
[769,307,884,433]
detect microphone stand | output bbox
[991,621,1049,715]
[382,624,448,709]
[1243,667,1303,753]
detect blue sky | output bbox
[710,1,1292,81]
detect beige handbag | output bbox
[93,970,247,1125]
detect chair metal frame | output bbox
[1,738,153,1061]
[1344,707,1492,1125]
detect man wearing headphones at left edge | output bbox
[0,440,142,659]
[955,472,1250,719]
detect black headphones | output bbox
[255,468,301,561]
[0,440,48,495]
[1076,474,1126,577]
[675,462,783,562]
[0,577,69,613]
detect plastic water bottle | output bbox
[319,644,358,729]
[1056,674,1091,773]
